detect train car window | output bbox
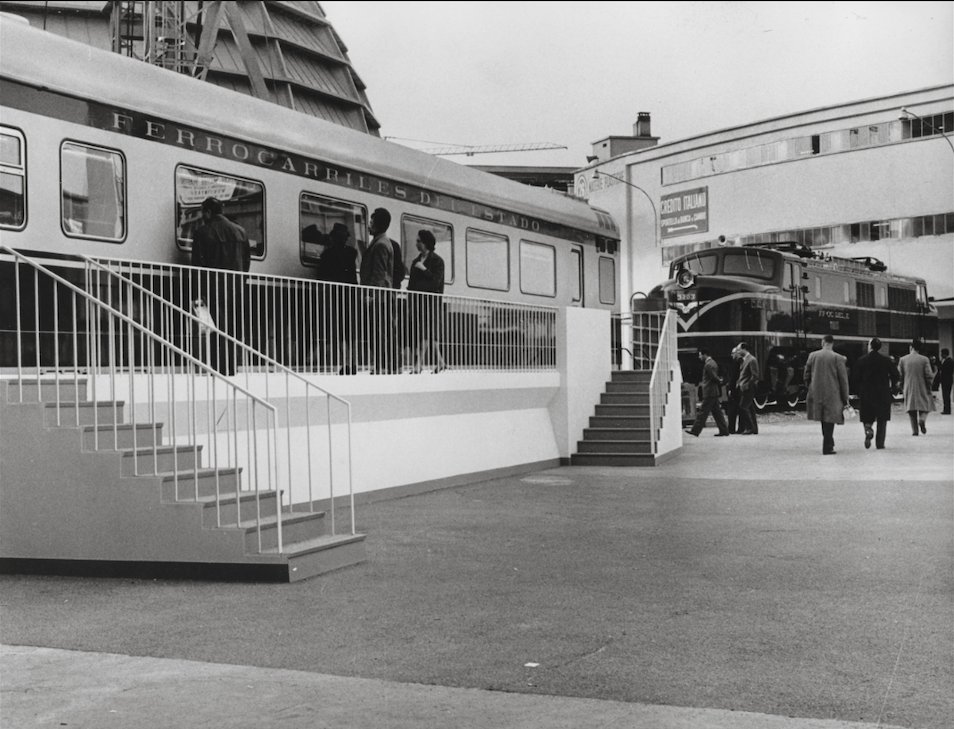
[175,165,265,258]
[466,228,509,291]
[401,215,453,285]
[61,141,125,242]
[570,247,583,303]
[0,127,26,230]
[857,282,875,307]
[876,285,887,308]
[299,192,368,267]
[519,240,556,298]
[814,276,821,299]
[598,256,616,305]
[722,250,775,280]
[888,286,916,312]
[842,280,851,303]
[670,252,716,278]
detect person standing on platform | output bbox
[315,223,358,374]
[853,337,899,450]
[899,338,936,435]
[359,208,395,374]
[407,229,448,374]
[804,334,850,455]
[934,348,953,415]
[191,196,250,375]
[684,348,730,437]
[733,342,760,435]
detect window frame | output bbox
[60,139,127,243]
[570,245,584,304]
[598,255,616,305]
[175,163,266,259]
[298,190,368,268]
[465,227,510,292]
[518,239,557,298]
[0,125,27,232]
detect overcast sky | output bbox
[322,1,954,168]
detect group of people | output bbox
[313,206,447,375]
[685,336,952,454]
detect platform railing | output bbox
[89,258,558,374]
[0,246,292,555]
[81,256,354,533]
[647,309,678,452]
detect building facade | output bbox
[577,85,954,352]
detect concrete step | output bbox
[121,445,203,476]
[7,378,88,403]
[583,427,652,441]
[83,423,164,450]
[576,440,653,455]
[243,511,327,552]
[160,468,242,501]
[600,392,650,405]
[589,415,652,429]
[594,403,650,417]
[571,453,657,467]
[610,370,652,383]
[196,491,280,527]
[44,400,124,426]
[605,381,649,394]
[267,533,368,582]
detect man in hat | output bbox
[733,342,760,435]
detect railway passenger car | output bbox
[638,241,938,408]
[0,15,620,367]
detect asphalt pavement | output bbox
[2,408,952,729]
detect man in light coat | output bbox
[732,342,760,435]
[899,338,936,435]
[804,334,850,455]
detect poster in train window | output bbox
[401,215,453,284]
[0,127,25,230]
[299,193,368,267]
[466,228,509,291]
[61,142,125,241]
[519,240,556,298]
[175,165,265,258]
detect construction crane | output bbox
[385,138,567,157]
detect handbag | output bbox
[843,403,857,420]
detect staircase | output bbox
[571,370,660,466]
[0,377,365,582]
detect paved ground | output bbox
[2,409,952,729]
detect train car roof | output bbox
[0,15,618,241]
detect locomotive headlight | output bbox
[676,268,695,289]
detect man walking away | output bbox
[899,338,936,434]
[804,334,850,455]
[685,348,730,437]
[853,337,899,450]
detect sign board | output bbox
[660,187,709,239]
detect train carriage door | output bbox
[570,245,583,307]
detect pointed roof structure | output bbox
[1,0,380,135]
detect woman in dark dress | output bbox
[407,230,447,373]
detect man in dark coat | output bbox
[804,334,850,455]
[732,342,760,435]
[684,348,730,437]
[853,337,899,450]
[191,197,250,374]
[935,347,953,415]
[315,223,358,374]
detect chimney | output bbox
[634,112,652,138]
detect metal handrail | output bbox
[83,255,355,535]
[1,245,284,554]
[647,309,677,452]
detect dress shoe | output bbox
[740,430,754,435]
[919,421,926,434]
[823,450,837,455]
[683,429,699,437]
[714,432,730,437]
[876,445,885,450]
[864,427,873,449]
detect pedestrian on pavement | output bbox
[853,337,899,450]
[804,334,850,455]
[732,342,760,435]
[685,348,730,437]
[899,338,936,435]
[934,348,953,415]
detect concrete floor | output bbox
[2,411,952,729]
